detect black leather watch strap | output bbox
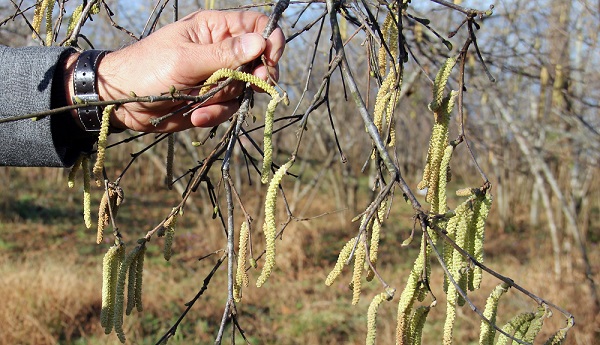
[73,50,107,131]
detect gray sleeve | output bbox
[0,45,96,167]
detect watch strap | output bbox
[72,50,107,131]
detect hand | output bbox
[66,10,285,132]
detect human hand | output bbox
[67,10,285,132]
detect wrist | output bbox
[64,50,126,132]
[96,51,127,131]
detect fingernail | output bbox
[240,33,264,59]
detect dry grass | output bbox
[0,167,598,344]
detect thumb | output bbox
[190,33,266,78]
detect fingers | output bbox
[182,33,266,83]
[190,99,239,128]
[263,27,286,67]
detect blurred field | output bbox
[0,166,598,345]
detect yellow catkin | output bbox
[68,155,84,188]
[163,212,178,261]
[479,283,510,345]
[97,186,122,244]
[443,209,461,293]
[455,187,474,197]
[420,91,457,203]
[408,306,431,345]
[495,312,536,345]
[261,97,278,183]
[93,105,115,186]
[374,71,395,134]
[429,56,457,112]
[465,198,482,291]
[453,205,471,307]
[166,134,174,189]
[435,145,454,214]
[66,4,83,37]
[472,193,492,290]
[543,328,568,345]
[425,92,457,204]
[97,191,109,244]
[351,240,366,305]
[366,292,390,345]
[523,306,548,343]
[442,269,459,345]
[377,13,393,76]
[442,199,473,344]
[101,244,123,334]
[198,69,286,185]
[388,120,397,147]
[325,237,358,286]
[395,234,426,345]
[257,160,293,287]
[82,156,92,229]
[44,0,55,46]
[31,0,45,39]
[234,221,250,302]
[114,246,142,343]
[367,199,387,281]
[201,68,278,97]
[134,245,146,312]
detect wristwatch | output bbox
[72,50,107,132]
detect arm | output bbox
[0,45,96,167]
[0,10,285,167]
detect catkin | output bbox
[435,145,454,214]
[66,4,83,37]
[351,240,366,305]
[373,71,395,134]
[377,13,393,76]
[114,246,142,343]
[442,269,459,345]
[366,292,389,345]
[234,221,250,302]
[134,245,146,312]
[198,69,286,185]
[163,212,178,261]
[93,105,115,186]
[68,154,84,188]
[478,283,510,345]
[125,253,138,315]
[257,160,292,287]
[429,56,457,112]
[455,188,474,197]
[408,306,430,345]
[97,191,109,244]
[522,306,548,343]
[44,0,55,46]
[452,205,470,307]
[325,237,358,286]
[100,244,123,334]
[97,186,122,244]
[495,312,536,345]
[543,328,568,345]
[31,0,46,39]
[395,234,426,345]
[82,156,92,229]
[419,91,457,206]
[472,193,492,290]
[367,199,387,281]
[443,209,460,293]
